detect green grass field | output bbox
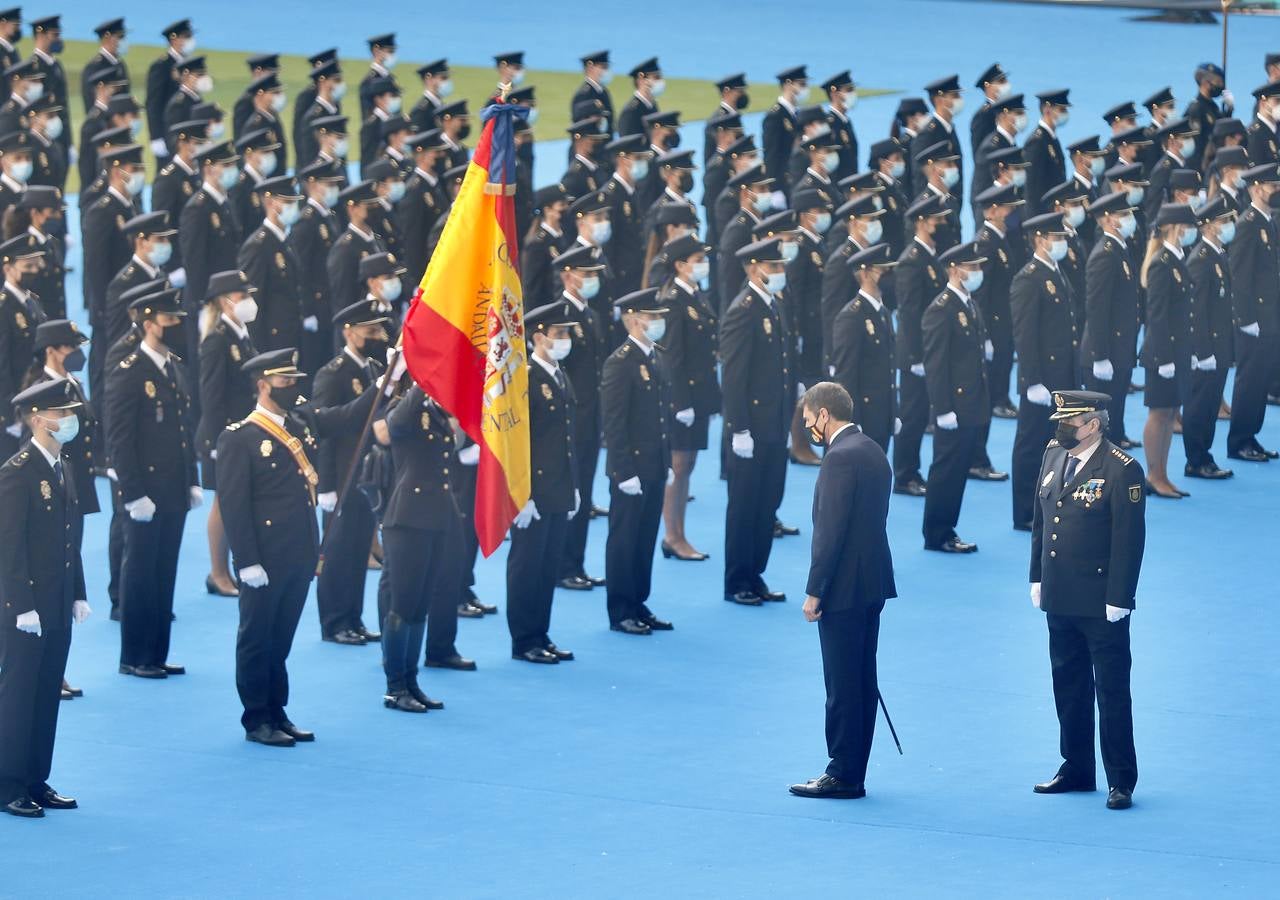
[52,39,889,192]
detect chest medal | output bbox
[1072,478,1105,504]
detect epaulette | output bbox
[3,449,31,469]
[193,192,206,205]
[226,419,245,431]
[768,103,781,114]
[1033,126,1046,138]
[1110,446,1134,466]
[336,232,352,244]
[1159,249,1172,263]
[1046,438,1060,448]
[929,295,947,308]
[320,355,344,372]
[1023,262,1036,274]
[906,245,920,259]
[1248,121,1262,133]
[118,351,138,369]
[249,228,266,244]
[92,194,112,210]
[739,292,754,308]
[160,163,176,177]
[122,263,136,278]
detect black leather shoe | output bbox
[789,773,866,799]
[1012,522,1033,532]
[1228,447,1270,462]
[558,574,594,591]
[610,618,652,635]
[1262,447,1280,460]
[967,465,1009,481]
[1268,394,1280,406]
[514,647,559,664]
[4,797,43,818]
[586,574,606,587]
[407,682,444,710]
[109,607,121,621]
[725,591,763,606]
[1184,463,1233,479]
[119,664,168,679]
[1106,787,1133,810]
[425,654,477,671]
[590,504,609,519]
[757,588,786,602]
[991,403,1018,419]
[894,479,927,497]
[641,612,674,631]
[245,725,295,747]
[32,788,77,810]
[324,630,366,645]
[545,643,574,661]
[773,519,800,537]
[60,687,74,701]
[1033,774,1096,794]
[384,691,429,713]
[277,720,314,742]
[63,680,82,698]
[457,602,485,619]
[356,626,381,642]
[161,663,185,676]
[926,537,978,553]
[470,599,498,615]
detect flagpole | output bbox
[1221,1,1230,74]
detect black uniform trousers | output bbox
[989,344,1015,409]
[559,433,599,580]
[316,492,375,638]
[1084,370,1133,445]
[119,509,186,668]
[381,524,461,664]
[106,489,125,611]
[893,371,928,486]
[605,477,665,625]
[236,564,311,732]
[723,441,787,595]
[924,425,981,547]
[1011,397,1054,527]
[506,511,569,653]
[1046,612,1137,793]
[1228,334,1278,455]
[455,464,481,601]
[817,601,883,786]
[1184,369,1229,468]
[969,421,995,470]
[0,625,72,803]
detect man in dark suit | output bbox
[790,381,896,800]
[0,379,89,819]
[1030,390,1145,811]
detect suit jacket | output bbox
[894,239,946,372]
[658,279,720,416]
[400,169,447,288]
[1140,245,1192,373]
[196,320,257,462]
[1186,238,1235,367]
[238,222,304,352]
[27,372,100,516]
[150,159,201,268]
[0,288,46,428]
[1081,232,1140,368]
[312,350,380,493]
[179,186,243,315]
[617,93,655,138]
[922,287,992,426]
[571,80,613,136]
[974,222,1016,350]
[383,385,464,532]
[1229,204,1280,336]
[600,338,672,483]
[0,440,85,629]
[145,51,182,143]
[831,293,896,439]
[326,226,385,325]
[1031,439,1145,617]
[81,190,133,328]
[558,294,605,442]
[805,426,896,611]
[527,360,577,513]
[104,257,163,352]
[719,285,791,442]
[762,102,798,196]
[1010,255,1078,392]
[911,114,965,206]
[19,231,65,320]
[288,201,339,332]
[1023,122,1065,217]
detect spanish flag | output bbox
[402,100,530,556]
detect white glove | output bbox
[67,146,78,166]
[513,499,540,529]
[210,450,217,461]
[1027,383,1052,406]
[302,315,319,333]
[239,564,269,588]
[910,363,925,377]
[666,467,675,486]
[1241,321,1260,337]
[936,411,958,430]
[189,486,203,509]
[126,495,156,522]
[893,417,902,435]
[675,407,694,426]
[168,267,187,288]
[106,467,118,481]
[317,491,338,513]
[984,339,994,362]
[1221,88,1235,111]
[149,138,170,158]
[618,475,642,496]
[796,382,805,399]
[1157,362,1175,379]
[72,600,92,624]
[828,365,836,376]
[570,488,581,519]
[382,350,407,395]
[1030,582,1041,610]
[16,610,41,636]
[731,430,754,459]
[4,422,21,437]
[1105,605,1132,623]
[458,444,480,465]
[770,189,787,210]
[1092,359,1114,381]
[1197,354,1217,372]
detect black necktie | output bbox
[553,367,566,391]
[53,458,63,486]
[1064,454,1079,485]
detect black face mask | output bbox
[361,337,389,361]
[1208,83,1224,99]
[1055,421,1083,450]
[63,347,85,372]
[516,141,533,164]
[43,216,66,238]
[271,383,302,410]
[161,322,186,350]
[806,415,826,448]
[17,269,37,289]
[665,132,681,149]
[457,122,472,141]
[678,171,694,193]
[735,92,749,110]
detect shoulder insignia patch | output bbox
[1110,446,1134,466]
[1129,484,1142,503]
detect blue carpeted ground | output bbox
[6,2,1280,896]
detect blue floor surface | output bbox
[7,2,1280,895]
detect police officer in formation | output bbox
[2,26,1279,814]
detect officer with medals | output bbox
[1030,390,1145,812]
[216,348,376,745]
[0,379,89,818]
[105,287,198,679]
[507,303,579,664]
[921,242,990,554]
[601,288,674,634]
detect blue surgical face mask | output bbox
[218,166,239,190]
[1218,221,1236,244]
[941,166,959,188]
[42,413,79,445]
[753,192,773,214]
[764,271,787,293]
[690,259,711,282]
[590,221,611,244]
[889,160,905,178]
[578,274,600,299]
[813,212,832,234]
[864,219,884,244]
[1179,226,1197,247]
[629,159,650,181]
[386,181,406,203]
[643,318,666,342]
[148,241,173,267]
